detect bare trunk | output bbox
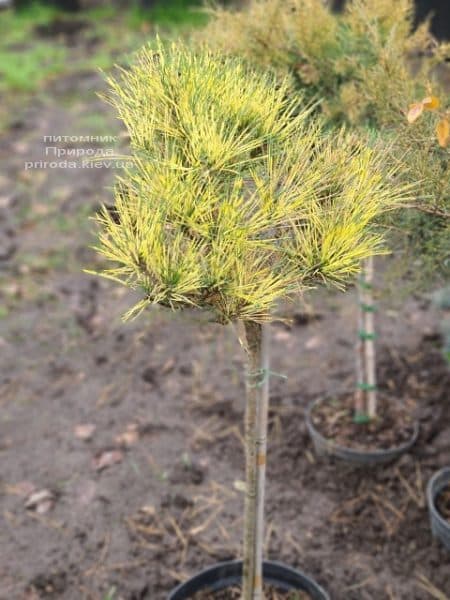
[356,257,377,419]
[242,321,270,600]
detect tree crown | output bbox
[93,42,411,322]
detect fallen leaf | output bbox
[92,450,123,472]
[0,195,14,209]
[233,480,246,493]
[161,357,176,375]
[422,96,440,110]
[115,424,139,447]
[25,489,55,514]
[273,329,292,341]
[407,102,424,123]
[305,335,322,350]
[74,423,96,441]
[436,118,450,148]
[140,505,156,516]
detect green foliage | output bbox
[0,44,67,93]
[92,42,412,324]
[102,587,117,600]
[388,109,449,279]
[353,412,372,425]
[8,1,57,22]
[0,1,206,96]
[0,2,62,92]
[126,0,208,28]
[201,0,450,281]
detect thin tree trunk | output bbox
[242,321,270,600]
[363,256,377,419]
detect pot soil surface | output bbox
[310,395,416,452]
[436,484,450,524]
[191,585,310,599]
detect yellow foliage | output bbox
[200,0,448,128]
[436,118,450,148]
[423,96,440,110]
[92,42,411,323]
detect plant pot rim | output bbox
[306,397,419,465]
[427,466,450,532]
[168,559,330,600]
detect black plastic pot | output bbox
[427,467,450,551]
[306,399,419,466]
[168,559,330,600]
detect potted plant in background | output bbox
[412,100,449,529]
[201,0,449,464]
[427,285,450,551]
[306,250,420,465]
[91,40,410,599]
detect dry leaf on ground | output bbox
[92,450,124,472]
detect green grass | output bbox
[103,588,117,600]
[126,0,208,28]
[0,3,65,92]
[1,2,58,37]
[0,44,67,93]
[0,0,208,97]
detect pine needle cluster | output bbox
[93,42,411,323]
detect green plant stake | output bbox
[91,41,410,599]
[355,255,378,420]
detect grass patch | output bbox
[126,0,208,29]
[0,44,67,93]
[0,3,65,92]
[0,0,207,97]
[0,2,58,39]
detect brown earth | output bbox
[1,59,450,600]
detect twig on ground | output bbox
[417,574,450,600]
[395,466,425,508]
[343,575,375,592]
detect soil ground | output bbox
[1,23,450,600]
